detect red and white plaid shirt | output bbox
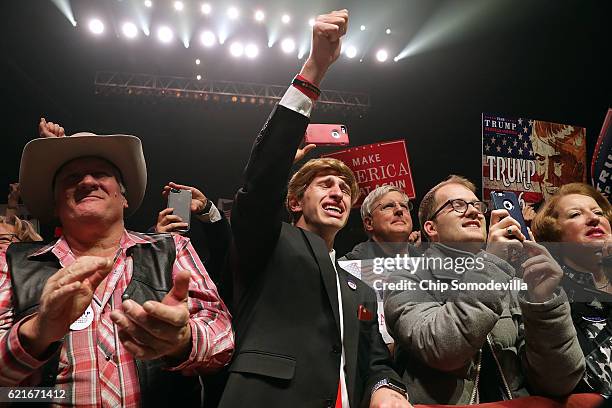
[0,231,234,407]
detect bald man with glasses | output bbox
[383,175,583,405]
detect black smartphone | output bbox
[490,191,530,240]
[167,188,192,232]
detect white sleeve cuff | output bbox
[279,86,313,118]
[195,203,222,223]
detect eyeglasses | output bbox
[429,199,488,220]
[372,200,413,214]
[0,234,19,245]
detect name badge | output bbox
[70,305,94,331]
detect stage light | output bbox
[218,31,227,44]
[308,18,315,27]
[50,0,77,26]
[360,25,366,31]
[157,26,174,43]
[227,7,239,20]
[173,1,184,11]
[201,3,211,15]
[88,19,104,35]
[386,28,391,35]
[196,74,202,80]
[122,22,138,38]
[281,38,295,54]
[393,56,399,62]
[182,37,190,48]
[144,0,152,7]
[245,43,259,59]
[229,41,244,57]
[376,49,388,62]
[254,10,265,22]
[195,58,201,65]
[345,45,357,59]
[200,30,216,47]
[281,14,291,24]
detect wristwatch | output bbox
[371,378,408,400]
[196,198,213,216]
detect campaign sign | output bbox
[591,108,612,198]
[323,139,415,208]
[482,113,586,217]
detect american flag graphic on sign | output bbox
[482,113,586,219]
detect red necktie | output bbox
[335,380,342,408]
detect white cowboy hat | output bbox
[19,133,147,222]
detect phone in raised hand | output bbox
[304,124,349,146]
[490,190,530,240]
[167,188,192,232]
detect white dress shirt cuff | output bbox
[279,86,313,118]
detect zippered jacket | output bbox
[383,243,585,404]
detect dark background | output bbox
[1,0,610,255]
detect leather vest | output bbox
[5,233,202,407]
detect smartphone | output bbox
[167,188,192,232]
[490,191,530,240]
[304,124,349,146]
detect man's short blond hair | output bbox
[286,158,359,223]
[418,175,477,240]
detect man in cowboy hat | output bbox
[0,133,234,406]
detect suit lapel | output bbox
[300,228,340,334]
[337,267,359,403]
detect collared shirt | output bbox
[330,250,350,408]
[0,230,234,407]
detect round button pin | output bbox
[347,280,357,290]
[70,305,94,331]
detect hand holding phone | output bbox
[487,191,531,269]
[167,188,192,232]
[490,191,530,240]
[304,124,349,146]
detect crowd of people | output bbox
[1,9,610,408]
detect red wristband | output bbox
[292,75,321,101]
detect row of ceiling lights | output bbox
[88,18,394,62]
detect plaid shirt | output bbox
[0,231,234,407]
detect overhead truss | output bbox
[94,71,370,112]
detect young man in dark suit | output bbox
[220,9,412,408]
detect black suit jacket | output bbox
[219,104,401,407]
